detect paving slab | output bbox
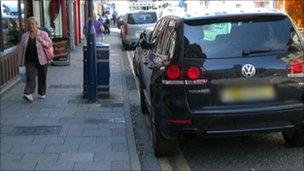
[58,152,94,162]
[22,153,59,162]
[94,152,129,161]
[9,144,45,154]
[82,128,112,136]
[44,144,79,153]
[33,136,65,144]
[0,161,37,171]
[74,161,111,171]
[0,144,12,154]
[1,153,24,162]
[35,162,75,171]
[64,137,96,145]
[78,143,111,153]
[112,160,131,170]
[1,136,35,145]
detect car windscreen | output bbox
[127,12,157,24]
[184,15,303,58]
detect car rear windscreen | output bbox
[184,15,303,58]
[127,12,157,24]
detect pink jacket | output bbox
[18,30,53,66]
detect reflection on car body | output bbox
[133,9,304,157]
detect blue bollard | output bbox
[86,0,97,102]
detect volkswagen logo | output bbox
[242,64,256,78]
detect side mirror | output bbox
[139,38,151,49]
[138,30,155,49]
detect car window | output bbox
[204,23,231,41]
[184,15,303,58]
[127,12,157,24]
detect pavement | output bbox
[0,30,141,171]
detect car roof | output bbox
[167,8,287,20]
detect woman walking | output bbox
[18,17,53,103]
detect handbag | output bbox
[43,46,54,61]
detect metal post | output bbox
[69,0,75,50]
[87,0,97,102]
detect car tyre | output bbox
[122,41,129,50]
[151,88,179,157]
[132,56,139,77]
[139,86,148,114]
[282,124,304,147]
[152,121,179,157]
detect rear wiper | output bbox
[242,48,273,56]
[242,48,286,56]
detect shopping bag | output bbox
[18,66,26,82]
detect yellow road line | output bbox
[174,154,191,171]
[159,157,173,171]
[126,50,140,94]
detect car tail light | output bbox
[124,24,128,35]
[290,59,303,74]
[166,65,181,80]
[187,66,201,80]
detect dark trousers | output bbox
[24,62,47,95]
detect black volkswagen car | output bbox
[133,9,304,156]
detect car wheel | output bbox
[139,86,148,114]
[282,124,304,147]
[151,88,179,157]
[122,40,126,49]
[151,114,179,157]
[132,56,139,76]
[123,42,129,50]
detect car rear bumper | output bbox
[158,104,304,139]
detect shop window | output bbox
[43,0,63,37]
[1,0,24,50]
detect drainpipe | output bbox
[69,0,75,50]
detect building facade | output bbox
[0,0,84,93]
[274,0,304,31]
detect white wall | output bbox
[32,1,41,27]
[80,1,86,40]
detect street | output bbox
[120,28,304,170]
[0,25,303,171]
[1,0,304,170]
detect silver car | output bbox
[120,11,157,49]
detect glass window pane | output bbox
[1,0,21,49]
[43,0,63,37]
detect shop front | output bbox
[37,0,70,65]
[0,0,26,93]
